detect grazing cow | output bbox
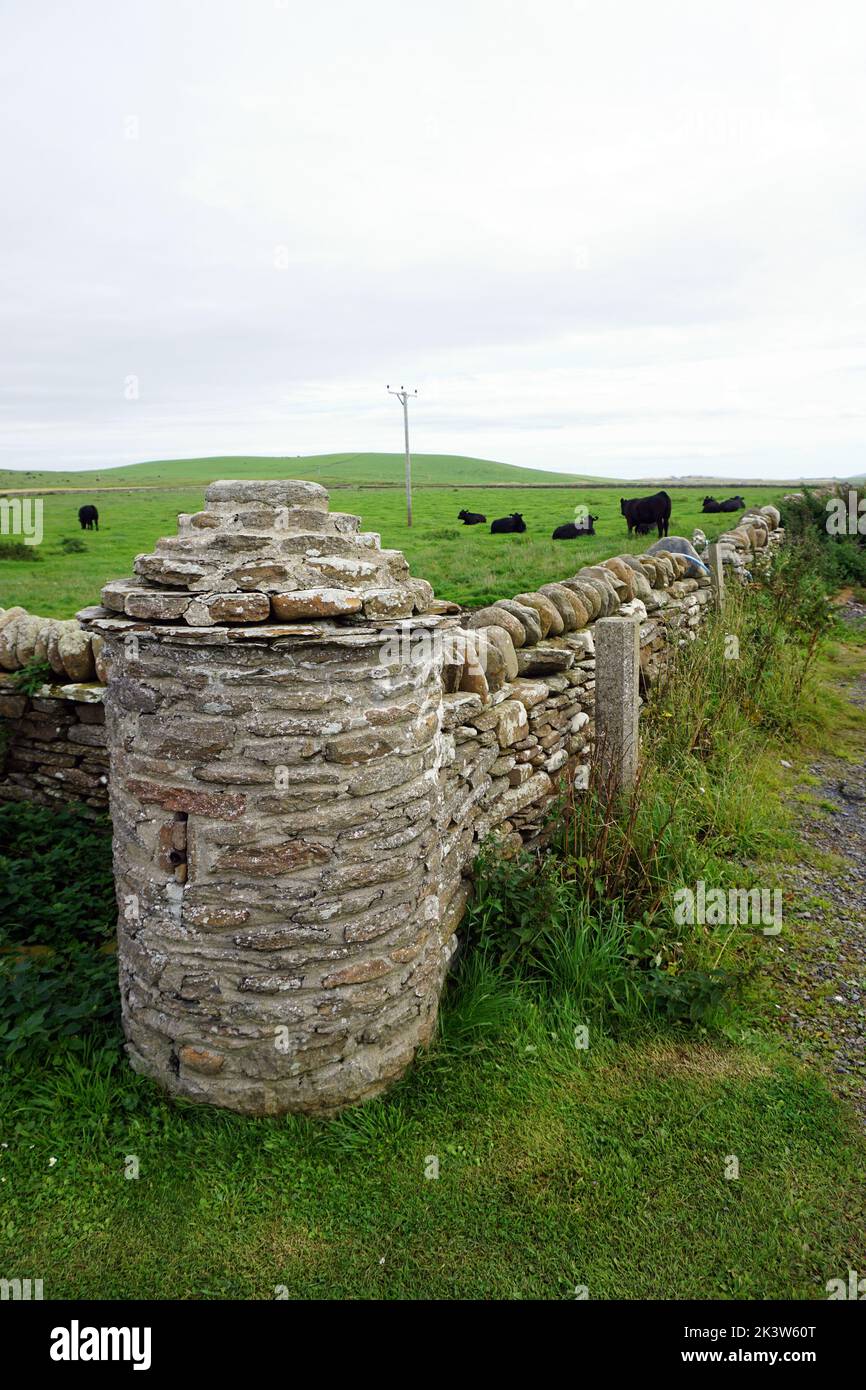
[78,505,99,531]
[490,512,526,534]
[458,509,487,525]
[620,491,671,538]
[702,495,745,513]
[552,514,598,540]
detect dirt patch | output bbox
[601,1041,772,1091]
[771,607,866,1124]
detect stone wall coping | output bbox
[0,673,104,703]
[77,608,459,645]
[40,681,105,703]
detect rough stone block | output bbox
[595,616,640,790]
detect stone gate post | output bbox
[707,541,725,607]
[594,615,640,791]
[81,481,457,1115]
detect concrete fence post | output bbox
[594,615,640,791]
[707,542,725,608]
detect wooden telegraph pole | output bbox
[386,384,418,527]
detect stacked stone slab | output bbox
[99,479,437,625]
[80,480,459,1115]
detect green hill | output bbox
[0,452,605,493]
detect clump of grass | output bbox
[0,540,41,561]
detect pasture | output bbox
[0,454,788,616]
[0,450,602,492]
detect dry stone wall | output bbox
[0,606,109,813]
[0,605,107,681]
[0,483,784,1114]
[0,678,108,814]
[434,503,785,939]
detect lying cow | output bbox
[78,504,99,531]
[490,512,526,534]
[458,509,487,525]
[702,495,745,513]
[552,514,598,539]
[620,490,671,538]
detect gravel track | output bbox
[771,604,866,1124]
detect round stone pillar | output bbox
[81,480,457,1114]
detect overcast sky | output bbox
[2,0,865,478]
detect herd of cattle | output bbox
[74,492,750,544]
[459,491,748,541]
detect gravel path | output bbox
[770,604,866,1124]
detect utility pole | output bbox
[386,384,418,527]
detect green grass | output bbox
[0,452,788,615]
[1,1021,863,1299]
[0,451,601,491]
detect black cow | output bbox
[702,495,745,514]
[620,491,671,538]
[458,509,487,525]
[78,505,99,531]
[552,514,598,539]
[490,512,526,534]
[634,522,651,536]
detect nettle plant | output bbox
[11,659,54,697]
[0,804,118,1055]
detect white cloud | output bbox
[1,0,865,477]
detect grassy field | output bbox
[0,451,602,491]
[0,454,788,614]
